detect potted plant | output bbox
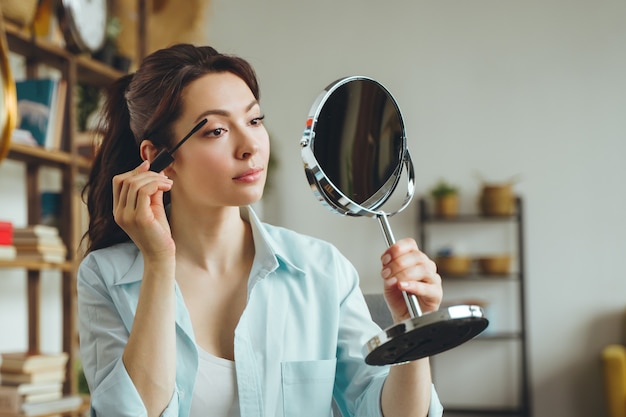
[430,179,459,217]
[94,16,131,72]
[75,83,102,161]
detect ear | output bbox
[140,139,159,162]
[140,139,176,175]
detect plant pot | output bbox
[434,195,459,217]
[479,183,514,216]
[477,255,512,275]
[435,255,472,276]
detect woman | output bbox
[79,43,444,417]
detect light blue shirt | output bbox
[78,207,443,417]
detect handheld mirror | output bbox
[300,76,489,365]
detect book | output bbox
[0,370,65,386]
[10,129,38,147]
[0,246,17,261]
[13,252,66,264]
[0,353,68,375]
[15,79,60,149]
[12,236,63,247]
[0,386,62,414]
[0,395,82,416]
[0,383,62,396]
[40,192,61,228]
[12,226,59,239]
[21,395,81,416]
[0,222,12,246]
[50,80,67,151]
[13,244,66,254]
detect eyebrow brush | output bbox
[149,118,208,172]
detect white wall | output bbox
[207,1,626,416]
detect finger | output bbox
[381,238,419,263]
[125,175,172,216]
[112,161,150,208]
[114,174,171,228]
[134,181,171,218]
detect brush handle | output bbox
[149,149,174,172]
[147,119,208,173]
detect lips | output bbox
[233,167,264,183]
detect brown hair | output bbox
[83,44,260,252]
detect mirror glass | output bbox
[308,77,406,211]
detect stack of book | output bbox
[0,352,81,416]
[0,222,16,261]
[12,226,67,264]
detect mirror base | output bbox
[364,305,489,366]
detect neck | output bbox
[169,205,254,274]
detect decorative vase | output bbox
[435,195,459,217]
[479,183,514,216]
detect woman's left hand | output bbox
[380,238,443,322]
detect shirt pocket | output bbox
[281,359,337,417]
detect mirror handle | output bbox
[377,212,423,319]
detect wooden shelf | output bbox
[1,5,145,401]
[76,54,125,86]
[0,259,73,271]
[418,197,531,416]
[441,273,521,281]
[8,142,72,166]
[4,22,71,70]
[8,142,91,172]
[5,21,124,85]
[442,406,528,415]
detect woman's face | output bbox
[167,72,270,209]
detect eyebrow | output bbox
[194,100,259,123]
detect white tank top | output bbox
[189,347,240,417]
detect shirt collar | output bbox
[114,205,304,286]
[243,205,305,280]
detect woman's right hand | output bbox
[112,160,175,260]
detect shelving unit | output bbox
[418,197,531,417]
[0,6,146,407]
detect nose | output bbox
[236,127,261,160]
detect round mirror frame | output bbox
[300,76,415,219]
[0,14,17,163]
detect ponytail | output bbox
[83,74,140,252]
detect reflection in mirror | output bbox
[313,78,404,209]
[301,76,489,366]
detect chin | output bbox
[240,188,265,206]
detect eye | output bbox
[205,127,227,137]
[251,115,265,126]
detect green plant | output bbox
[76,83,101,131]
[75,360,90,395]
[429,180,458,199]
[105,17,122,42]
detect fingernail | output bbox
[381,254,391,265]
[399,281,410,289]
[382,268,391,278]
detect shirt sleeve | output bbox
[77,254,180,417]
[329,248,387,417]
